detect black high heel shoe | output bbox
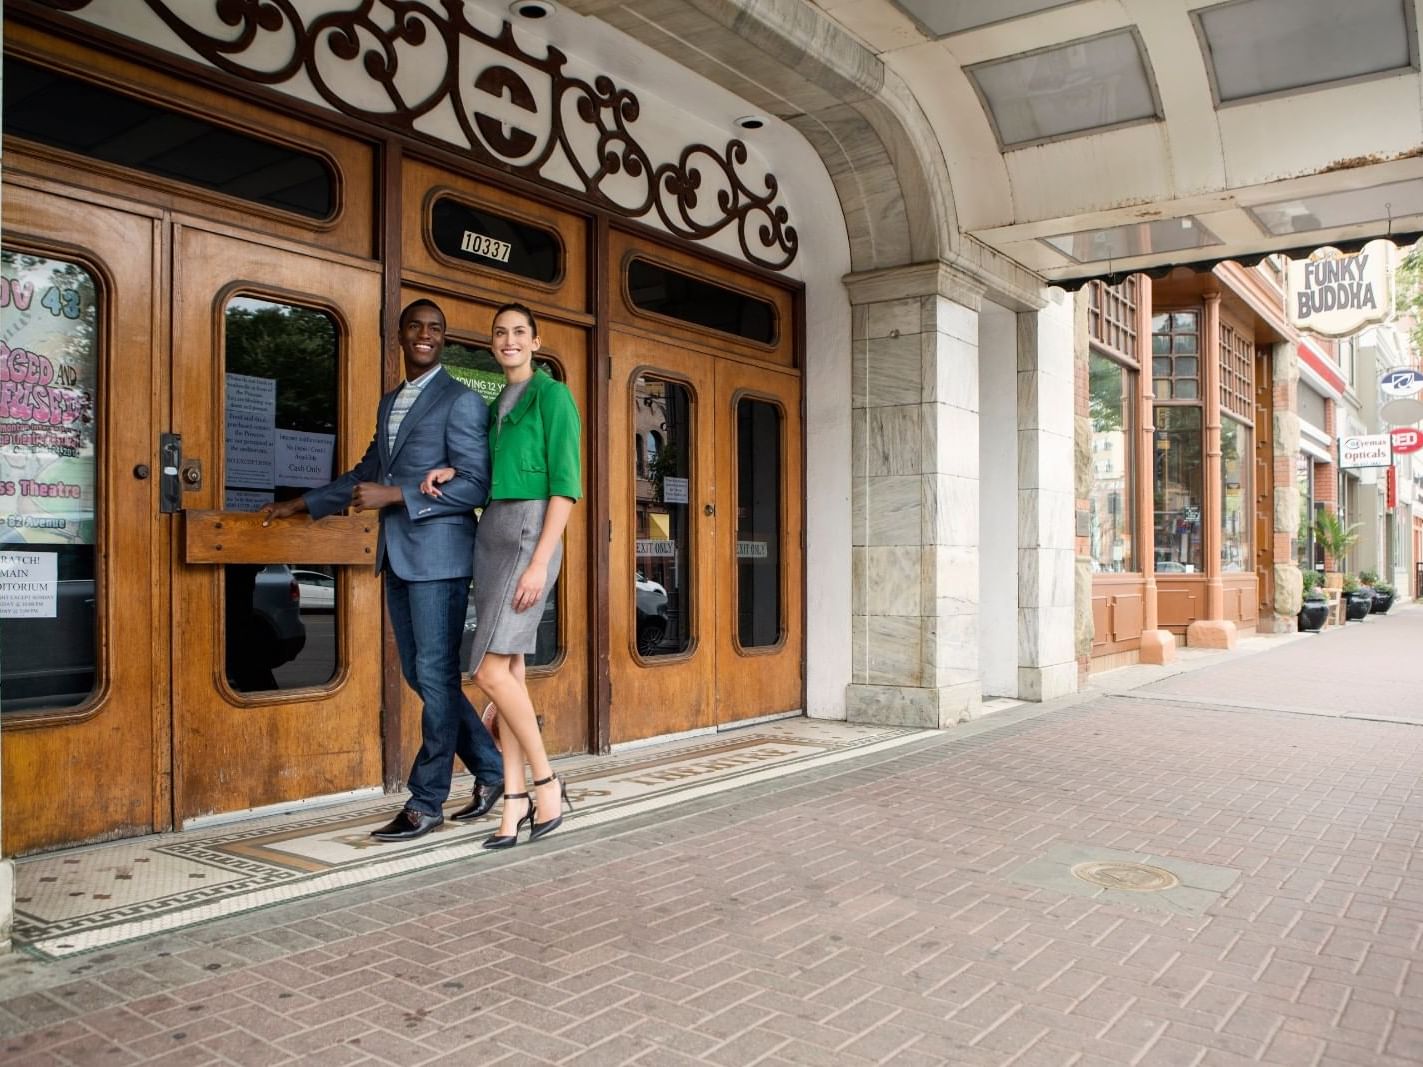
[481,792,534,850]
[529,773,572,841]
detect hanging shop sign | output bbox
[1287,245,1390,337]
[1390,427,1423,455]
[1380,366,1423,424]
[1339,433,1393,469]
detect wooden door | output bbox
[713,358,803,724]
[1,182,163,854]
[170,224,386,823]
[393,289,593,761]
[608,332,718,743]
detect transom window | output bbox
[1151,311,1199,400]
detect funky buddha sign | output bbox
[0,251,97,546]
[1287,242,1391,337]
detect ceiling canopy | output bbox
[809,0,1423,285]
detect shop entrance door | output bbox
[1,192,390,855]
[1,183,163,854]
[169,225,386,824]
[607,333,803,743]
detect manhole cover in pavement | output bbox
[1071,861,1180,892]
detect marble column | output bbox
[1270,341,1304,628]
[1016,294,1079,700]
[844,262,986,728]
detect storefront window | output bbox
[0,251,100,713]
[1153,406,1203,573]
[1151,311,1200,400]
[1088,351,1136,572]
[1221,417,1251,571]
[1296,454,1314,569]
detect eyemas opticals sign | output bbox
[1339,433,1392,469]
[1287,243,1391,337]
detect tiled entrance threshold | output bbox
[13,719,930,960]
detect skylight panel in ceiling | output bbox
[1196,0,1415,104]
[966,29,1160,148]
[1043,217,1222,263]
[893,0,1084,37]
[1249,179,1423,236]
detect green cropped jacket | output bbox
[488,368,583,502]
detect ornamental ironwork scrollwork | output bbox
[40,0,799,269]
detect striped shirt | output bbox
[387,364,441,452]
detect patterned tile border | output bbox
[14,720,930,959]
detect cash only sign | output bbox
[1287,241,1391,337]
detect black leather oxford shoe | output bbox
[451,781,504,822]
[370,808,443,841]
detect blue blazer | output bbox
[303,368,490,581]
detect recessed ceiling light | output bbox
[509,1,554,19]
[734,115,766,131]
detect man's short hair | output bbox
[399,298,445,329]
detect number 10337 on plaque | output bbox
[459,230,513,263]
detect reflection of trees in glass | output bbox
[225,302,337,434]
[1089,355,1125,432]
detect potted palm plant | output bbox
[1298,569,1329,632]
[1313,510,1360,590]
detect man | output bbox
[262,299,502,841]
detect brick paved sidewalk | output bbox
[0,648,1420,1063]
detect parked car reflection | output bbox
[636,571,668,655]
[292,568,335,612]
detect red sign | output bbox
[1391,427,1423,455]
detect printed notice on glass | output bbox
[0,550,57,618]
[225,373,275,489]
[0,252,100,546]
[275,429,334,488]
[224,489,274,511]
[661,476,688,504]
[736,540,768,559]
[635,539,677,557]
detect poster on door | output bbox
[0,251,98,546]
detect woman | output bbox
[422,302,581,848]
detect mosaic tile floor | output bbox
[13,718,930,960]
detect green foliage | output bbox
[1312,509,1360,563]
[1376,581,1395,596]
[1358,569,1380,586]
[1396,241,1423,355]
[225,303,338,434]
[1341,574,1360,593]
[1301,569,1325,599]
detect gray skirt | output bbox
[467,498,562,672]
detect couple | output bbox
[262,299,580,850]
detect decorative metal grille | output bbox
[37,0,799,270]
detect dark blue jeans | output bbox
[385,572,503,816]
